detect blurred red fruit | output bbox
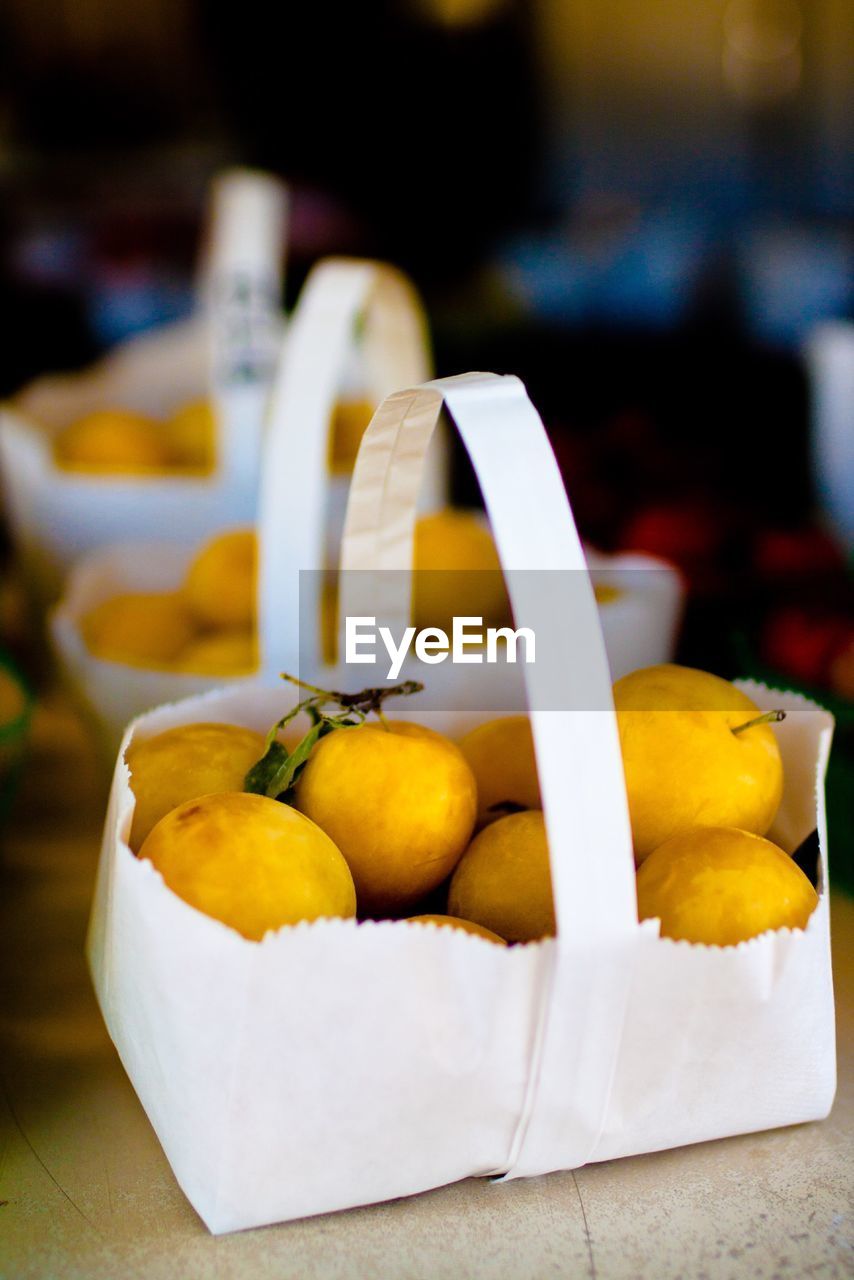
[620,501,725,582]
[753,527,844,578]
[762,608,850,686]
[829,635,854,701]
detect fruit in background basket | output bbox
[140,792,356,941]
[329,398,375,473]
[296,721,477,914]
[166,399,216,472]
[176,630,258,677]
[81,592,196,668]
[413,510,510,631]
[54,409,172,474]
[126,721,267,852]
[614,665,784,863]
[183,529,257,630]
[636,826,818,945]
[408,914,506,944]
[448,810,554,943]
[459,716,540,828]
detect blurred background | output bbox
[0,0,852,868]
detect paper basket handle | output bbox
[337,373,638,1176]
[338,372,637,946]
[258,258,432,673]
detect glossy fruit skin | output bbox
[54,409,171,473]
[614,664,784,864]
[412,510,509,631]
[459,716,540,828]
[82,592,196,668]
[636,826,818,946]
[408,914,506,944]
[183,529,257,631]
[448,809,555,943]
[175,630,258,676]
[140,792,356,941]
[296,721,477,915]
[126,722,267,852]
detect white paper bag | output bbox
[0,169,288,601]
[89,373,835,1234]
[50,259,438,750]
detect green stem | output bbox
[731,709,786,736]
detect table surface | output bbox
[1,695,852,1280]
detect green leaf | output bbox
[243,672,425,804]
[244,740,290,797]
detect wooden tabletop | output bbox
[1,695,852,1279]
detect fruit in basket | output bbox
[408,914,506,944]
[175,630,258,676]
[81,592,196,668]
[183,529,257,630]
[166,399,216,472]
[636,826,818,945]
[296,721,477,914]
[413,510,510,631]
[140,792,356,940]
[614,665,784,863]
[448,810,554,943]
[54,409,172,473]
[126,722,268,852]
[459,716,540,827]
[329,397,375,473]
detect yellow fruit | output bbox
[448,809,554,943]
[408,914,506,944]
[82,592,196,668]
[183,529,257,630]
[126,721,267,852]
[140,792,356,941]
[296,720,477,914]
[166,399,216,472]
[614,664,784,864]
[329,398,375,473]
[594,583,622,605]
[413,510,510,631]
[54,409,171,474]
[459,715,541,828]
[175,630,258,676]
[636,826,818,946]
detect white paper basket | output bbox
[50,259,439,750]
[89,373,835,1234]
[0,169,288,602]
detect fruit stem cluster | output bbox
[244,673,424,801]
